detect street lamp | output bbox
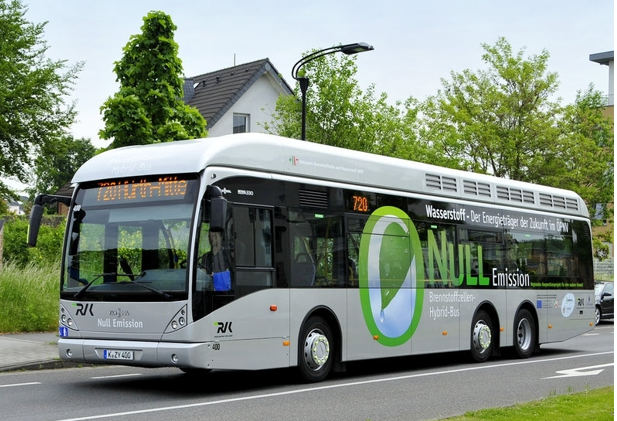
[291,42,374,140]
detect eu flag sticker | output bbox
[59,326,69,337]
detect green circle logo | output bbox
[358,206,424,346]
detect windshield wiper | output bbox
[73,273,133,300]
[118,279,173,300]
[73,273,173,300]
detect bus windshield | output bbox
[62,175,199,301]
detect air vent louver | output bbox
[477,182,491,197]
[553,196,566,209]
[565,198,579,210]
[523,191,534,204]
[442,176,457,192]
[425,173,442,189]
[510,189,523,202]
[539,193,553,207]
[496,186,509,200]
[299,189,328,208]
[426,173,457,192]
[538,193,578,211]
[463,180,477,195]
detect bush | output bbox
[1,215,65,267]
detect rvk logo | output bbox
[75,303,94,316]
[215,322,233,334]
[289,156,299,166]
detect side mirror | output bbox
[27,194,72,247]
[27,203,44,247]
[209,196,227,232]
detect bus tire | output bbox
[298,316,333,382]
[470,310,493,363]
[513,309,536,359]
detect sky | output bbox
[5,0,615,191]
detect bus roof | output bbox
[73,133,589,217]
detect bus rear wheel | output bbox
[513,309,536,359]
[298,316,333,382]
[595,306,601,326]
[470,310,493,363]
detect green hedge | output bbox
[1,215,66,267]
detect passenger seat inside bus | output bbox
[293,253,315,287]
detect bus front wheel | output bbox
[513,309,536,359]
[298,316,333,382]
[470,310,493,363]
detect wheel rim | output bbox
[472,320,492,355]
[516,317,532,351]
[303,328,330,371]
[595,308,601,325]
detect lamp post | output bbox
[291,42,374,140]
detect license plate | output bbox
[103,350,134,360]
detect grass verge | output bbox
[442,386,614,420]
[0,261,59,332]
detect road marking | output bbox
[0,382,41,388]
[543,363,614,379]
[54,350,615,421]
[91,373,142,380]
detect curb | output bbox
[0,360,102,373]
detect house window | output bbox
[233,114,249,133]
[595,203,608,226]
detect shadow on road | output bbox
[65,344,595,399]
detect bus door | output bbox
[416,221,461,355]
[509,231,549,343]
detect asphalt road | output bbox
[1,321,613,421]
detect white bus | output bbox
[29,133,595,382]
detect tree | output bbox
[99,11,207,148]
[420,37,562,177]
[30,135,96,196]
[265,51,422,158]
[553,87,613,224]
[0,0,82,199]
[419,37,613,221]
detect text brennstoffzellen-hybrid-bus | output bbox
[28,133,595,382]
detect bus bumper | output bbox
[58,338,213,369]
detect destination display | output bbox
[81,176,193,205]
[352,195,370,212]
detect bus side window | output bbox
[509,231,545,280]
[288,210,314,287]
[462,228,503,280]
[233,206,274,296]
[287,209,345,288]
[233,206,273,267]
[314,215,345,287]
[546,234,574,283]
[346,216,367,288]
